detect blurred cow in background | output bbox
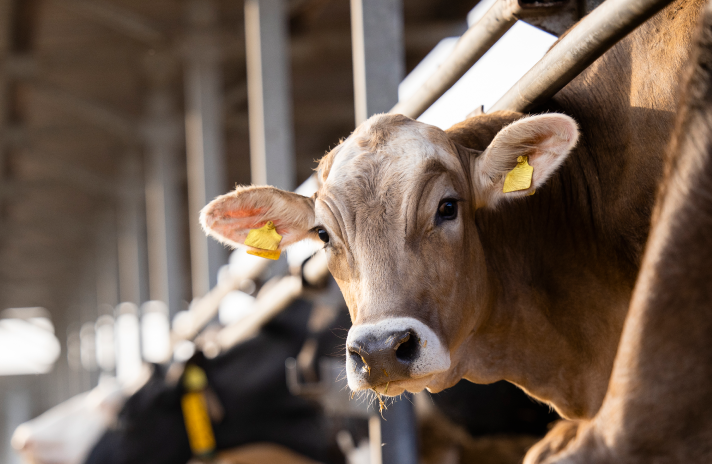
[11,286,559,464]
[84,298,338,464]
[11,377,127,464]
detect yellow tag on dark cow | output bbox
[181,365,216,457]
[244,221,282,260]
[503,155,534,193]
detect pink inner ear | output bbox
[222,207,265,219]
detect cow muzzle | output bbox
[345,317,451,394]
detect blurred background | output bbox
[0,0,564,463]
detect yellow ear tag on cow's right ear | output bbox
[503,155,534,193]
[244,221,282,260]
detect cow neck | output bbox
[451,0,701,419]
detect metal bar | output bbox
[143,53,184,318]
[390,0,564,119]
[245,0,295,190]
[184,0,228,298]
[350,2,416,461]
[95,212,120,309]
[217,276,302,349]
[171,256,268,343]
[489,0,674,113]
[350,0,404,124]
[117,156,147,306]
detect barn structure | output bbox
[0,0,670,462]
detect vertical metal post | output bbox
[184,0,227,298]
[350,0,404,125]
[0,0,13,245]
[95,212,120,309]
[117,155,148,306]
[368,415,383,464]
[143,52,184,318]
[3,386,30,464]
[380,394,419,464]
[244,0,295,190]
[350,1,415,462]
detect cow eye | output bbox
[317,228,329,243]
[437,199,458,220]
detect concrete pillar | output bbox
[184,0,227,298]
[350,0,404,124]
[143,53,185,318]
[244,0,295,190]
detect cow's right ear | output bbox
[200,185,316,251]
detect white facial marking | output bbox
[325,118,453,187]
[345,316,451,392]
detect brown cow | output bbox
[525,1,712,461]
[201,0,702,421]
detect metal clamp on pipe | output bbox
[390,0,568,119]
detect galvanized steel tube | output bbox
[390,0,523,118]
[489,0,675,113]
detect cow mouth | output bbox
[367,374,435,397]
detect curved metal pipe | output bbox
[391,0,565,119]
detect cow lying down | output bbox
[524,1,712,461]
[202,0,703,424]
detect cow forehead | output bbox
[324,118,459,191]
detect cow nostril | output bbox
[395,332,419,363]
[348,346,371,375]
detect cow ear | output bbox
[473,114,579,208]
[200,185,316,251]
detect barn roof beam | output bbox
[1,56,139,140]
[1,124,124,145]
[6,149,120,196]
[0,173,117,199]
[54,0,166,46]
[28,81,139,142]
[0,212,95,240]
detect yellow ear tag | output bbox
[244,221,282,260]
[503,155,534,193]
[181,365,216,457]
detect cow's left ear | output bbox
[472,114,579,208]
[200,185,316,250]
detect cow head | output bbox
[202,112,578,397]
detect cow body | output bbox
[526,2,712,461]
[201,0,702,421]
